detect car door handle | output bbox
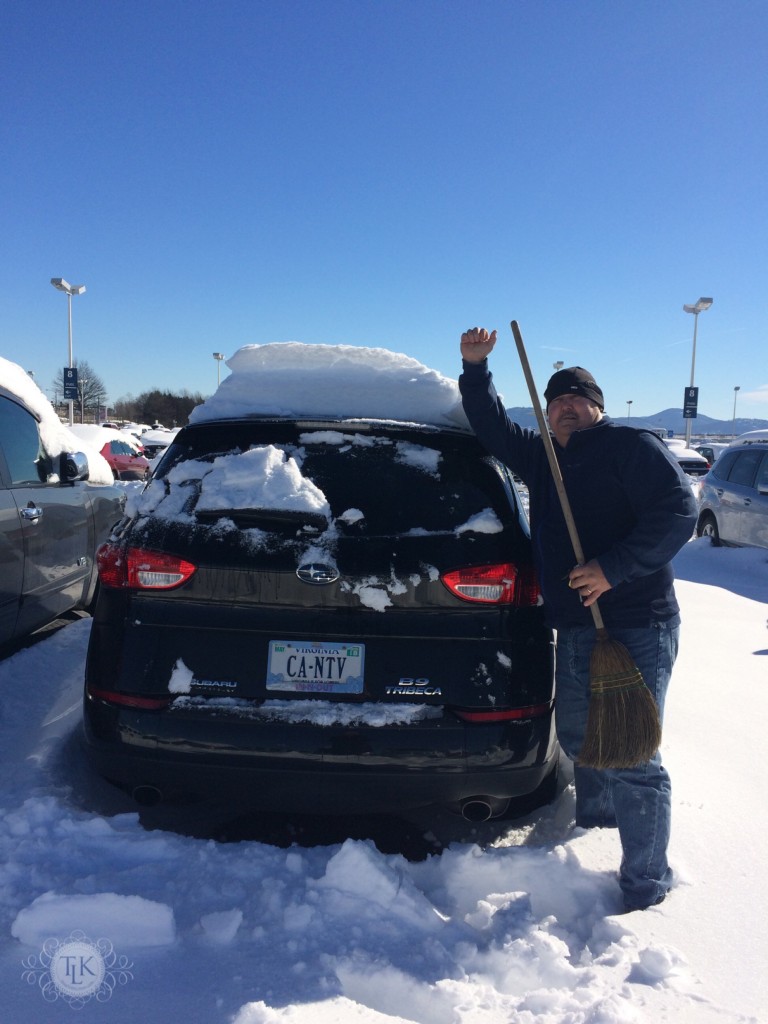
[21,503,43,522]
[743,498,752,506]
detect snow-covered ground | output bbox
[0,538,764,1023]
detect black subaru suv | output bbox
[83,416,558,821]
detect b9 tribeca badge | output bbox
[386,677,442,697]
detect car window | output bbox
[155,424,517,537]
[755,453,768,491]
[0,395,48,485]
[710,451,738,481]
[727,450,763,488]
[294,437,510,535]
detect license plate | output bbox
[267,641,365,694]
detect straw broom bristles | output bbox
[578,628,662,769]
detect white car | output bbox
[730,429,768,447]
[138,427,179,461]
[662,439,709,477]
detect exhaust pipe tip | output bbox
[132,785,162,807]
[459,796,509,822]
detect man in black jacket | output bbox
[459,326,697,912]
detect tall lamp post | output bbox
[732,385,741,438]
[79,378,89,424]
[51,278,86,426]
[626,399,633,421]
[213,352,225,387]
[682,297,713,447]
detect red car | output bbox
[100,438,150,480]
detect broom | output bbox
[510,320,661,770]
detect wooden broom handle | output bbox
[510,321,604,631]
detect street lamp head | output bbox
[683,297,713,314]
[212,352,225,360]
[51,278,86,296]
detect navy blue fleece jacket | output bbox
[459,361,698,629]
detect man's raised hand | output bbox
[460,327,497,363]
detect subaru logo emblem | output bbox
[296,563,340,585]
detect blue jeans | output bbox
[555,618,680,909]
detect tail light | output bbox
[441,562,541,606]
[97,543,197,590]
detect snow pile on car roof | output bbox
[189,343,470,429]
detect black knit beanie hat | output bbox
[544,366,604,411]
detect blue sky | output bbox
[2,0,766,421]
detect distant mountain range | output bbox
[505,408,768,439]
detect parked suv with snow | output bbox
[83,386,558,821]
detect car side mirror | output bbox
[757,483,768,496]
[60,451,90,483]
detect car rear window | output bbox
[150,421,518,538]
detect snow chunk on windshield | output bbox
[456,508,504,535]
[189,342,470,429]
[130,446,330,521]
[299,430,442,475]
[395,441,441,475]
[194,446,330,516]
[298,430,380,448]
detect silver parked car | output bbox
[696,440,768,548]
[0,386,126,647]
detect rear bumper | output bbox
[83,698,558,815]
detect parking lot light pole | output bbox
[682,297,713,447]
[732,385,741,438]
[80,378,89,424]
[51,278,86,426]
[626,400,633,420]
[213,352,225,387]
